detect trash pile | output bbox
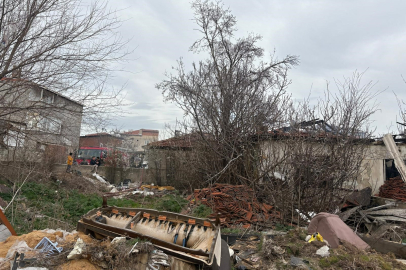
[131,184,176,197]
[0,229,197,269]
[0,229,95,269]
[227,212,406,269]
[189,184,280,227]
[256,228,406,270]
[341,202,406,229]
[379,176,406,201]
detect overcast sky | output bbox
[104,0,406,138]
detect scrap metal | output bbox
[189,184,280,227]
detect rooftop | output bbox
[0,77,83,106]
[122,129,159,136]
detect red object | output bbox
[190,183,279,227]
[0,208,17,236]
[75,146,128,166]
[379,176,406,202]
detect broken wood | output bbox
[0,208,17,236]
[383,134,406,183]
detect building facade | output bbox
[121,129,159,152]
[0,79,83,162]
[79,133,123,148]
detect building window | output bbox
[144,140,150,145]
[29,89,54,104]
[4,131,25,147]
[27,114,61,134]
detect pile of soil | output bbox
[0,230,94,257]
[58,259,100,270]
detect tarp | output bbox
[308,212,369,250]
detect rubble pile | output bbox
[228,227,406,269]
[190,184,280,227]
[379,176,406,201]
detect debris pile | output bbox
[379,176,406,201]
[190,184,280,227]
[227,227,406,269]
[1,229,197,269]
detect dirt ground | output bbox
[57,259,100,270]
[0,230,96,270]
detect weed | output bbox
[275,223,294,232]
[257,235,264,252]
[154,194,188,213]
[126,237,147,246]
[4,182,139,234]
[319,256,339,268]
[221,227,245,234]
[192,204,212,218]
[0,192,12,201]
[379,259,392,270]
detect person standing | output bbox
[66,153,73,173]
[90,156,98,173]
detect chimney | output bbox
[175,130,182,137]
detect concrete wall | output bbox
[259,139,406,194]
[358,144,406,194]
[52,164,161,185]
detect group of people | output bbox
[66,153,102,173]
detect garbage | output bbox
[6,241,32,259]
[0,224,12,242]
[92,173,109,185]
[315,245,330,257]
[10,252,37,270]
[140,185,175,191]
[307,232,323,243]
[111,236,126,245]
[34,237,62,256]
[308,212,369,250]
[67,238,85,260]
[148,250,170,269]
[290,256,309,269]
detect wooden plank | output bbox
[364,203,395,212]
[0,208,16,236]
[366,209,406,217]
[340,206,361,222]
[383,134,406,183]
[360,235,406,259]
[366,215,406,222]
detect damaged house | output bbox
[259,120,406,197]
[0,78,83,163]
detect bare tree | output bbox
[0,0,128,163]
[157,0,298,185]
[260,71,380,224]
[0,1,127,131]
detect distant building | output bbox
[79,133,123,148]
[121,129,159,152]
